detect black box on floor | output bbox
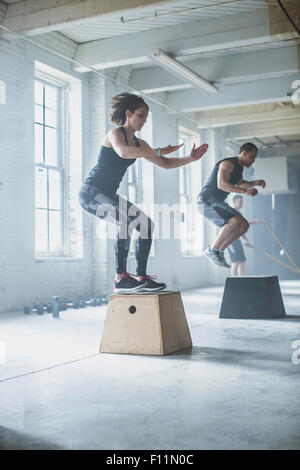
[219,275,286,319]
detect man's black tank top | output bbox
[84,127,138,195]
[199,157,243,201]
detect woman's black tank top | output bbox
[84,127,138,195]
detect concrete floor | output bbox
[0,280,300,450]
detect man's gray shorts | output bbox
[197,194,241,228]
[227,239,246,263]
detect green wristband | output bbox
[158,147,161,157]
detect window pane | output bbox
[179,129,203,256]
[128,185,136,203]
[179,139,186,157]
[35,81,44,105]
[180,195,188,253]
[128,166,134,184]
[45,85,57,109]
[45,108,57,128]
[35,104,44,124]
[44,127,57,166]
[34,124,44,163]
[49,211,62,254]
[35,209,48,253]
[179,167,185,194]
[35,167,47,208]
[49,169,61,210]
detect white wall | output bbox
[0,38,228,313]
[0,38,94,313]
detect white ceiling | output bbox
[1,0,299,151]
[59,0,268,43]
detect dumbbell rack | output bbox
[23,295,109,317]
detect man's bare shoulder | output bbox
[219,160,234,171]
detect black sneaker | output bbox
[114,273,147,293]
[139,275,167,292]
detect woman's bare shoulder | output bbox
[104,128,122,147]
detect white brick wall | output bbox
[88,74,109,294]
[0,38,108,313]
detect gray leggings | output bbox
[79,184,154,276]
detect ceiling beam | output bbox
[225,119,300,139]
[268,2,300,39]
[258,146,300,161]
[165,75,300,113]
[129,45,299,94]
[71,9,291,72]
[254,137,268,147]
[1,0,176,37]
[195,105,300,128]
[274,135,289,146]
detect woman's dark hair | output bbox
[109,93,149,126]
[239,142,258,154]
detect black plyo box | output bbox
[219,276,286,319]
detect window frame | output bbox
[126,113,155,257]
[179,127,203,257]
[34,74,68,258]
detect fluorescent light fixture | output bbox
[149,48,218,95]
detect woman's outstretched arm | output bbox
[141,140,209,169]
[109,128,159,159]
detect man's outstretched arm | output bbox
[237,179,266,189]
[218,162,260,196]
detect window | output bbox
[34,62,83,259]
[127,112,154,207]
[34,79,65,256]
[127,157,140,206]
[179,127,203,256]
[127,113,155,255]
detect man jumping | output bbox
[197,142,266,268]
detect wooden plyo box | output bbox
[100,291,192,355]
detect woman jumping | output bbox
[79,93,208,293]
